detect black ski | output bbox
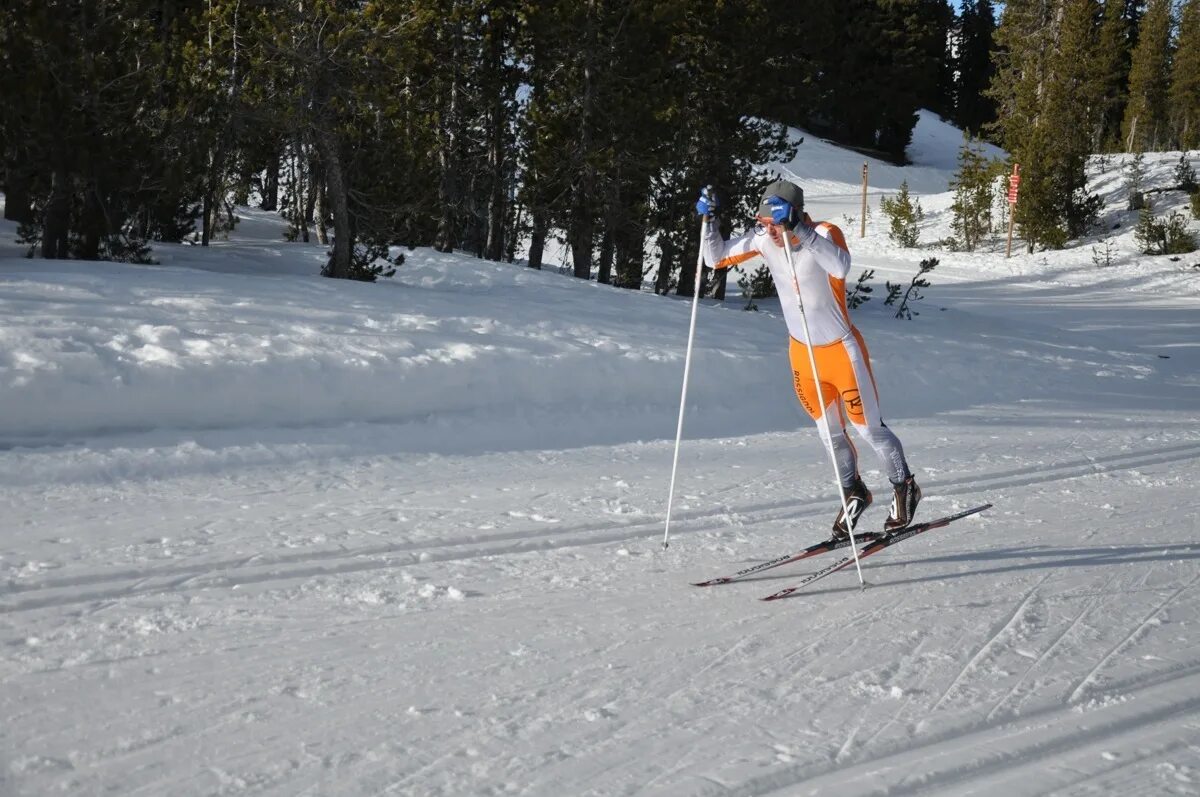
[761,503,993,601]
[692,530,882,587]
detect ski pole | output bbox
[662,216,708,550]
[780,227,867,587]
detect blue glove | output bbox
[695,185,720,217]
[765,195,798,229]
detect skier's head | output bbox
[757,179,804,228]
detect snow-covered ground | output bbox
[2,116,1200,796]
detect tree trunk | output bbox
[570,6,596,280]
[434,17,461,254]
[505,202,522,262]
[202,135,230,246]
[2,162,34,223]
[79,183,103,260]
[42,167,71,259]
[201,189,212,246]
[311,155,328,245]
[597,170,621,285]
[569,202,593,279]
[596,226,613,285]
[484,124,506,260]
[527,207,547,270]
[201,146,228,246]
[675,237,701,298]
[615,222,644,290]
[655,234,675,295]
[434,138,457,252]
[469,173,484,258]
[261,155,279,211]
[483,16,507,262]
[290,140,309,242]
[302,148,316,228]
[317,130,352,279]
[711,267,727,300]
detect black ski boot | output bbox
[832,479,872,540]
[885,474,922,532]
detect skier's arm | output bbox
[797,222,852,279]
[702,222,761,272]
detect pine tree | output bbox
[1094,0,1134,151]
[988,0,1053,149]
[514,0,555,272]
[846,269,875,309]
[885,258,937,319]
[223,1,442,279]
[2,0,201,260]
[989,0,1053,247]
[1,4,36,224]
[1136,202,1198,254]
[923,0,958,120]
[594,2,677,289]
[643,0,793,297]
[513,0,793,293]
[766,0,951,162]
[514,0,605,280]
[1168,0,1200,149]
[989,0,1103,250]
[1175,154,1198,193]
[880,181,923,247]
[1045,0,1105,236]
[955,0,998,136]
[873,0,956,159]
[1125,151,1148,209]
[183,0,258,247]
[950,135,999,251]
[1122,0,1173,151]
[737,264,776,311]
[478,4,520,263]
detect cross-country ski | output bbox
[691,531,882,587]
[760,503,994,601]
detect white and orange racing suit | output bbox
[701,217,911,488]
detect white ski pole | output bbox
[780,226,867,586]
[662,216,708,550]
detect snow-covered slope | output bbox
[776,109,1007,198]
[2,127,1199,796]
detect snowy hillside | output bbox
[2,119,1200,796]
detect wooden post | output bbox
[860,162,868,238]
[1005,163,1021,258]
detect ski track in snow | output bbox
[748,667,1200,796]
[6,439,1200,615]
[1066,573,1200,704]
[984,571,1121,723]
[928,572,1054,715]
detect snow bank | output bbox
[0,226,803,450]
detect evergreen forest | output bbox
[2,0,1198,287]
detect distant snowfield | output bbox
[2,118,1199,796]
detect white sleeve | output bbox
[797,223,851,279]
[701,221,762,271]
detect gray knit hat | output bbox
[757,179,804,220]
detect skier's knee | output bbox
[817,420,847,447]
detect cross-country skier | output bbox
[695,180,920,537]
